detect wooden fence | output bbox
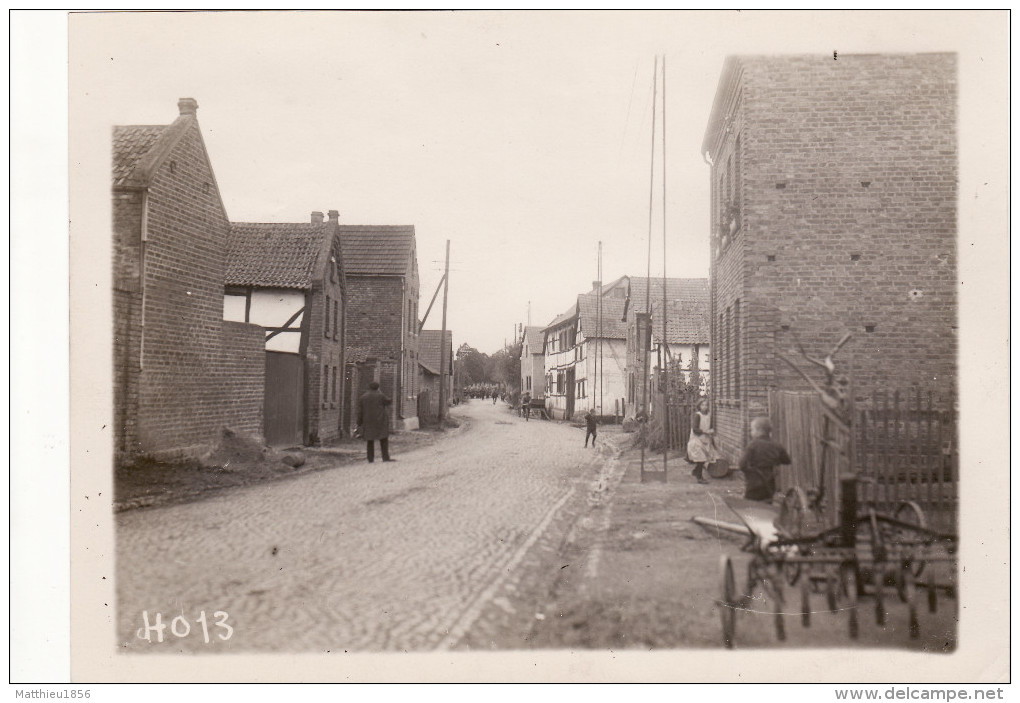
[769,388,958,534]
[649,362,700,452]
[855,389,958,533]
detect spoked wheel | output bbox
[841,563,860,639]
[903,567,920,640]
[895,501,928,578]
[718,555,737,649]
[778,486,809,538]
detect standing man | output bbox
[358,381,394,463]
[521,391,531,421]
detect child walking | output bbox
[739,416,792,502]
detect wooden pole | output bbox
[662,53,668,479]
[438,240,450,423]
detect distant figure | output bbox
[584,409,597,448]
[492,389,498,404]
[357,381,394,463]
[739,416,792,502]
[687,398,718,485]
[521,392,531,421]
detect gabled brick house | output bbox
[340,225,421,433]
[112,98,265,461]
[702,53,957,462]
[224,210,347,446]
[418,329,453,420]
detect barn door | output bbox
[265,351,304,446]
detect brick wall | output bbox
[305,254,346,443]
[345,275,418,427]
[217,321,265,437]
[112,190,144,458]
[707,54,957,462]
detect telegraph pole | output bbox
[438,240,450,423]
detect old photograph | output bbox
[49,9,1009,684]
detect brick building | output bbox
[224,210,347,446]
[112,98,265,461]
[418,329,453,420]
[701,54,958,461]
[340,225,421,433]
[623,278,711,419]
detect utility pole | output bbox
[438,240,450,424]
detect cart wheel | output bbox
[779,486,809,538]
[903,567,920,639]
[841,563,859,639]
[927,569,938,613]
[718,556,737,649]
[800,574,812,628]
[895,500,927,529]
[895,502,928,578]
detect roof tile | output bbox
[226,222,329,289]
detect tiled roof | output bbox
[226,222,330,289]
[578,293,628,339]
[627,277,710,309]
[112,125,166,187]
[419,329,452,376]
[650,298,711,345]
[522,326,545,350]
[339,225,416,276]
[545,302,577,331]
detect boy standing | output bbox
[584,410,597,448]
[739,417,791,502]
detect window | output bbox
[325,295,331,337]
[323,364,329,406]
[332,365,338,404]
[333,299,339,340]
[526,376,532,391]
[733,299,741,397]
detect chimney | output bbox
[592,280,602,292]
[178,98,198,116]
[311,211,324,224]
[327,209,339,224]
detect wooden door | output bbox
[265,351,304,446]
[566,368,576,419]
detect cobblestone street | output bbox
[116,400,606,653]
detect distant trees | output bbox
[455,341,523,391]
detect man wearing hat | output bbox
[357,381,395,463]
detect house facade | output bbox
[520,326,546,400]
[702,53,958,462]
[224,210,347,446]
[623,277,711,418]
[112,98,265,462]
[418,329,453,420]
[341,225,421,433]
[543,284,628,420]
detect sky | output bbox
[68,10,1004,353]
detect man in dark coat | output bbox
[357,382,394,463]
